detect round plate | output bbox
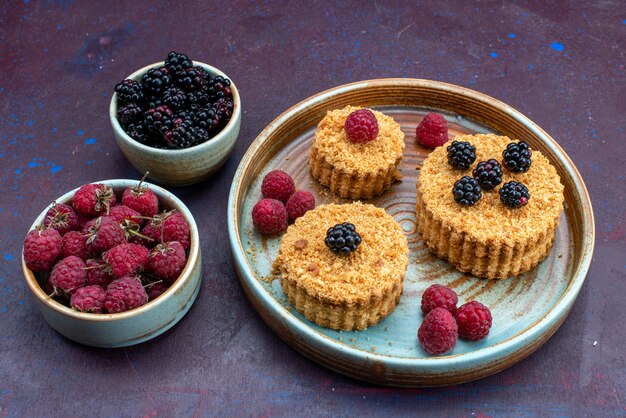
[227,79,594,386]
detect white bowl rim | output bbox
[21,179,201,322]
[109,60,241,156]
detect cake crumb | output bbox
[307,262,320,276]
[593,341,598,346]
[294,239,308,250]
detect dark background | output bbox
[1,1,624,416]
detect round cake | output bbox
[309,105,405,199]
[415,134,564,279]
[274,202,409,330]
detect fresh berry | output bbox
[325,223,362,255]
[61,230,89,260]
[418,307,458,355]
[176,66,207,92]
[141,67,172,96]
[23,228,62,271]
[143,211,191,249]
[43,203,79,235]
[114,79,144,104]
[147,241,187,282]
[472,159,503,191]
[456,301,492,341]
[49,256,87,294]
[421,284,458,315]
[162,87,187,111]
[146,280,168,301]
[109,205,143,226]
[117,102,143,126]
[122,178,159,217]
[104,276,148,313]
[286,190,315,222]
[193,107,218,132]
[452,176,482,206]
[261,170,295,204]
[125,121,151,145]
[499,181,530,208]
[447,140,477,170]
[164,51,193,78]
[85,216,126,254]
[187,90,210,111]
[144,105,174,134]
[163,118,197,149]
[103,243,149,278]
[70,285,106,313]
[72,183,116,217]
[502,141,532,173]
[344,109,379,144]
[251,199,288,236]
[213,97,234,123]
[416,113,448,148]
[85,258,114,287]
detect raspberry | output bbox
[23,228,62,271]
[109,205,143,226]
[418,307,458,355]
[447,140,477,170]
[43,203,79,235]
[121,179,159,217]
[146,280,168,301]
[502,141,532,173]
[456,301,492,341]
[452,176,482,206]
[416,113,448,148]
[49,256,87,295]
[143,211,191,249]
[147,241,187,282]
[286,190,315,222]
[261,170,295,204]
[104,276,148,313]
[421,284,458,315]
[499,181,531,208]
[472,159,503,191]
[85,258,114,287]
[103,243,149,278]
[72,183,117,217]
[85,216,126,254]
[344,109,379,143]
[70,285,106,313]
[61,230,89,260]
[325,223,361,255]
[252,199,288,236]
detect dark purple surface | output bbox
[1,1,624,416]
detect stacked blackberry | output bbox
[114,51,234,150]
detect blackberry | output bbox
[472,159,503,191]
[163,119,197,149]
[164,51,193,78]
[117,102,143,126]
[452,176,482,206]
[176,67,207,92]
[114,79,144,104]
[125,122,150,145]
[324,223,362,255]
[187,90,210,111]
[195,127,210,145]
[193,107,218,132]
[162,87,187,111]
[499,181,530,208]
[447,141,476,170]
[502,141,532,173]
[144,105,174,134]
[214,98,234,121]
[144,95,163,109]
[141,67,172,96]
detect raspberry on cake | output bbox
[416,134,564,279]
[274,202,409,330]
[309,105,405,199]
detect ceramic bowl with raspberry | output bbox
[21,179,201,348]
[110,51,241,186]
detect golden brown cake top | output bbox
[312,106,405,174]
[417,134,564,243]
[275,202,409,305]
